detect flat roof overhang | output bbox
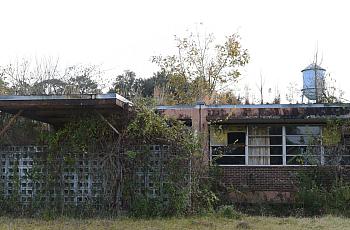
[0,94,132,126]
[208,118,328,125]
[157,103,350,124]
[206,104,350,124]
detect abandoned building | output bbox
[159,103,350,202]
[1,93,350,205]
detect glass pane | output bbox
[212,146,245,156]
[285,126,321,135]
[324,155,343,165]
[248,146,270,156]
[248,125,282,135]
[286,155,320,165]
[269,126,283,135]
[227,132,245,145]
[248,126,269,136]
[286,156,304,165]
[248,156,270,165]
[212,156,245,165]
[270,136,282,145]
[248,137,270,146]
[225,125,246,132]
[286,146,320,156]
[286,136,320,145]
[270,146,282,155]
[248,146,282,156]
[270,156,283,165]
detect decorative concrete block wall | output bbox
[0,145,174,206]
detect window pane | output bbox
[285,126,321,135]
[270,146,282,155]
[248,146,271,165]
[286,146,320,155]
[248,126,269,135]
[324,155,350,165]
[286,156,304,165]
[286,136,320,145]
[248,156,270,165]
[270,136,282,145]
[212,146,245,156]
[212,156,245,165]
[248,146,270,156]
[248,137,270,146]
[227,132,245,145]
[269,126,282,135]
[270,156,283,165]
[248,125,282,135]
[324,155,342,165]
[246,147,282,165]
[248,146,282,156]
[286,155,320,165]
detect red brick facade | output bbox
[222,166,302,192]
[221,166,350,203]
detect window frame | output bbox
[210,124,327,166]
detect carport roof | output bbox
[0,94,132,126]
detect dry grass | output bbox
[0,215,349,230]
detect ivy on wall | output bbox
[0,100,220,217]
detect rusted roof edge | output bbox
[157,103,350,110]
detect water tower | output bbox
[301,63,326,103]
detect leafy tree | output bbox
[110,70,139,98]
[0,59,101,95]
[212,91,243,104]
[0,75,11,95]
[31,79,67,95]
[0,59,35,95]
[64,65,101,94]
[140,71,168,98]
[152,30,249,104]
[110,70,169,100]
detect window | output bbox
[248,125,283,165]
[285,125,321,165]
[323,129,350,165]
[210,126,246,165]
[210,124,325,166]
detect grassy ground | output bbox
[0,215,349,230]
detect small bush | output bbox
[296,169,350,217]
[130,196,160,218]
[130,189,189,218]
[217,205,242,219]
[327,184,350,216]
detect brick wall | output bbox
[221,166,350,203]
[222,166,304,192]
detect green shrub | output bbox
[130,188,189,218]
[217,205,242,219]
[327,184,350,216]
[296,169,350,217]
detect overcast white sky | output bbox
[1,0,349,102]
